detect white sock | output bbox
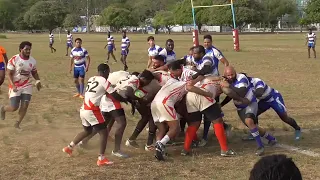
[160,135,170,145]
[68,141,76,149]
[98,155,105,160]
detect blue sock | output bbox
[202,120,211,141]
[264,132,276,141]
[80,84,84,95]
[250,128,264,148]
[76,84,80,93]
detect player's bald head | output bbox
[224,66,236,82]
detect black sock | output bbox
[286,117,301,130]
[147,131,155,146]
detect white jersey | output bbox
[307,33,316,43]
[178,67,197,82]
[121,36,130,50]
[148,45,162,57]
[67,34,73,44]
[154,70,173,86]
[70,47,89,67]
[7,54,37,89]
[108,71,131,86]
[107,36,114,46]
[49,33,54,43]
[115,75,140,98]
[82,76,114,111]
[159,48,176,64]
[153,78,187,106]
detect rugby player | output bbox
[120,30,130,71]
[104,31,117,63]
[306,29,316,58]
[49,30,56,53]
[0,45,8,88]
[69,38,91,99]
[62,63,127,166]
[222,66,277,156]
[158,39,176,65]
[0,41,42,129]
[147,36,162,68]
[66,30,73,56]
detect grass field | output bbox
[0,33,320,180]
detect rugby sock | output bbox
[79,84,84,95]
[76,84,80,93]
[286,117,301,130]
[251,128,264,148]
[213,122,228,151]
[68,141,76,149]
[202,120,211,141]
[184,126,197,152]
[160,135,170,145]
[98,154,105,160]
[263,132,276,141]
[147,131,155,146]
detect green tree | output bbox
[261,0,297,32]
[210,0,264,30]
[63,14,82,29]
[152,11,175,34]
[98,6,138,31]
[303,0,320,23]
[0,0,18,30]
[24,1,67,31]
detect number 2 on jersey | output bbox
[86,81,99,93]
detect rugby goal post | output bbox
[191,0,240,51]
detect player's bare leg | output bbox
[112,116,128,158]
[0,70,5,93]
[0,97,20,121]
[78,77,85,99]
[121,55,128,71]
[278,112,301,140]
[110,52,117,63]
[106,52,110,63]
[66,47,70,56]
[308,47,311,58]
[312,47,316,58]
[14,96,30,129]
[155,121,179,161]
[73,78,80,97]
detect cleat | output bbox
[97,158,113,166]
[62,147,73,156]
[191,140,199,148]
[221,149,236,157]
[181,149,191,156]
[125,139,139,149]
[155,142,165,161]
[14,121,21,129]
[145,144,155,151]
[112,150,129,158]
[73,93,80,98]
[255,146,265,156]
[0,106,5,120]
[295,130,301,140]
[198,139,208,147]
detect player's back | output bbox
[83,76,112,110]
[154,78,186,104]
[108,70,131,86]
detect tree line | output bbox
[0,0,319,33]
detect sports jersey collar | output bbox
[19,54,29,60]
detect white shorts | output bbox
[186,92,215,113]
[100,94,123,112]
[151,101,178,123]
[8,85,33,98]
[80,108,105,127]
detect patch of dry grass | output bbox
[0,33,319,180]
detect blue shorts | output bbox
[308,42,315,48]
[67,42,73,48]
[74,66,86,78]
[258,92,287,115]
[121,49,129,56]
[108,45,114,52]
[0,62,5,71]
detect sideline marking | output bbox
[275,144,320,157]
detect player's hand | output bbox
[114,47,116,51]
[86,67,89,72]
[12,85,18,92]
[36,82,42,91]
[220,80,230,88]
[69,68,72,73]
[187,80,196,86]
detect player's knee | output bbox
[245,117,256,128]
